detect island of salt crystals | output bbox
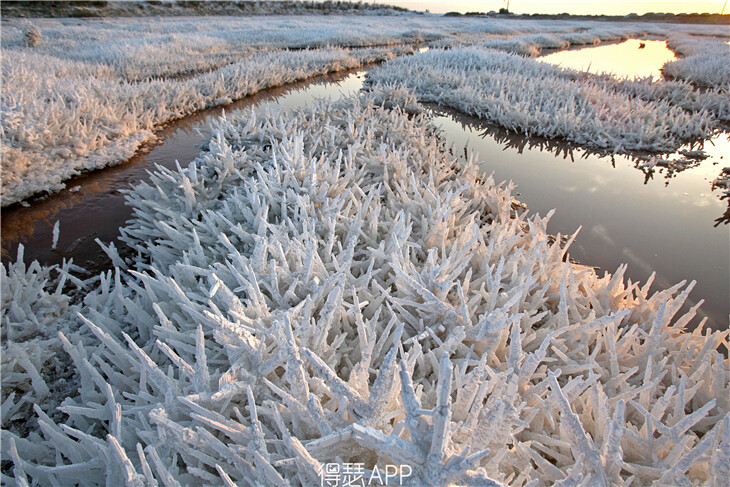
[0,45,409,208]
[1,88,728,486]
[365,47,729,155]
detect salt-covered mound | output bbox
[1,89,728,486]
[366,47,728,155]
[662,34,730,90]
[0,46,405,207]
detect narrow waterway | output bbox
[1,68,368,273]
[2,39,727,330]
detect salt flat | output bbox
[1,11,728,487]
[1,15,726,206]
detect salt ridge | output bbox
[366,46,728,155]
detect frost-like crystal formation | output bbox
[1,89,727,486]
[0,45,405,207]
[366,46,728,154]
[2,15,727,206]
[663,34,730,89]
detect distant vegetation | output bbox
[444,10,730,25]
[0,0,412,18]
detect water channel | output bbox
[2,39,727,330]
[1,69,368,272]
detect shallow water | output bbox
[539,39,676,80]
[1,69,367,273]
[2,45,727,331]
[432,107,728,331]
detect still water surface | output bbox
[432,108,728,331]
[1,70,368,272]
[540,38,677,80]
[2,40,726,329]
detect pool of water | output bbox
[431,107,728,331]
[539,39,676,80]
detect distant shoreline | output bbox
[0,0,410,19]
[444,11,730,26]
[2,0,729,26]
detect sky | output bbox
[370,1,727,15]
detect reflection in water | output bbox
[430,104,729,222]
[1,69,368,274]
[539,39,676,80]
[714,204,730,227]
[430,107,728,331]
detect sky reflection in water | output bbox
[539,38,677,80]
[431,106,728,331]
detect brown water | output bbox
[2,40,727,330]
[1,69,368,273]
[432,107,728,331]
[539,38,677,80]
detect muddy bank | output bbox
[1,68,368,274]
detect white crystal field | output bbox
[1,10,729,487]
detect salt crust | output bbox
[366,47,728,156]
[1,46,407,207]
[2,15,727,206]
[2,89,727,486]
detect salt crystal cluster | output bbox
[0,45,406,207]
[1,246,84,441]
[2,89,727,486]
[633,154,702,180]
[366,47,728,156]
[663,34,730,90]
[3,15,727,207]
